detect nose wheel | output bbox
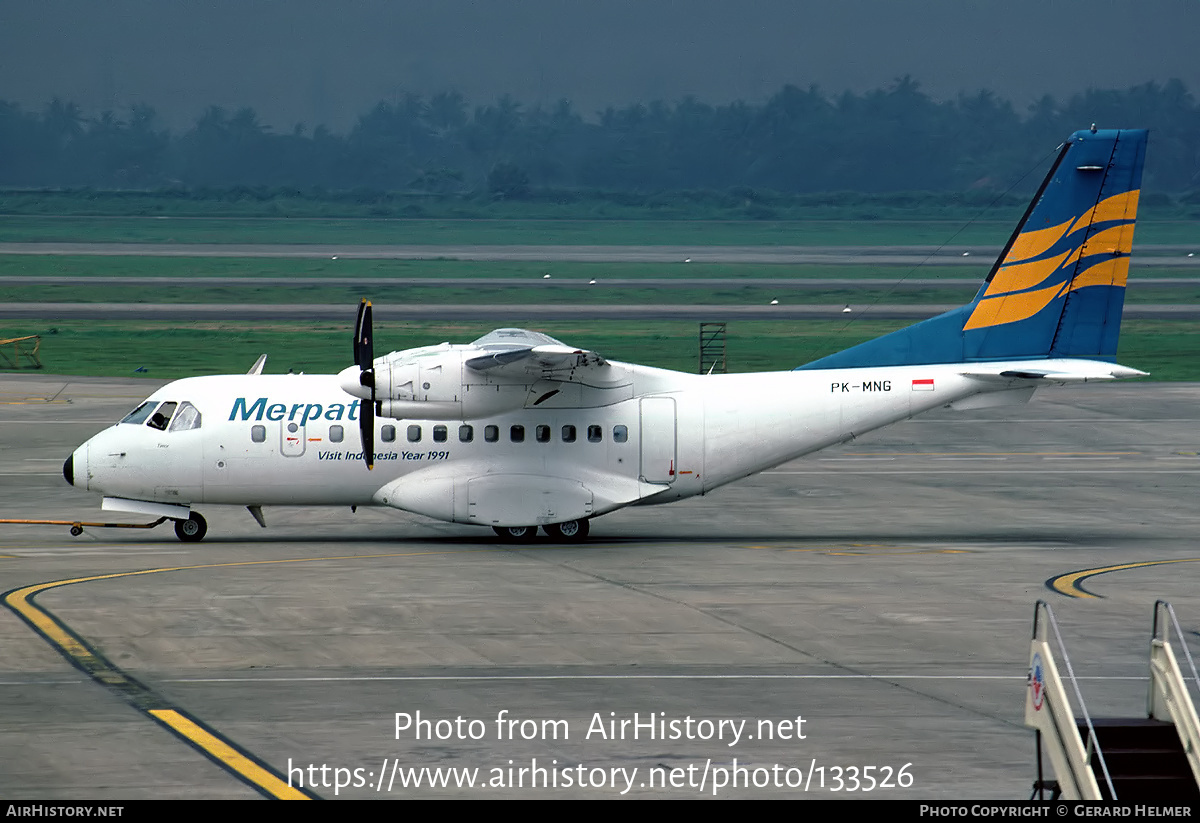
[173,513,208,542]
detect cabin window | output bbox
[251,425,266,443]
[329,425,344,443]
[484,425,499,443]
[168,401,202,432]
[433,425,448,443]
[146,401,178,431]
[381,425,396,443]
[587,424,603,443]
[407,425,422,442]
[561,424,577,443]
[120,401,156,425]
[510,425,525,443]
[535,424,551,443]
[459,425,474,443]
[613,425,628,443]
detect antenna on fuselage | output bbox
[247,354,267,375]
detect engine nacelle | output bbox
[381,346,544,419]
[338,338,635,421]
[377,386,529,420]
[379,354,463,405]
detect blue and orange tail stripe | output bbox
[798,128,1148,370]
[963,128,1145,359]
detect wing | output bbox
[465,344,611,382]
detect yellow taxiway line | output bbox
[2,548,502,799]
[1047,558,1200,599]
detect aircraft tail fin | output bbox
[798,128,1147,370]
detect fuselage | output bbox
[65,360,1036,529]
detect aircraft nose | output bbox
[64,443,88,489]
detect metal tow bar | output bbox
[0,517,169,537]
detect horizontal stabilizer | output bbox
[960,360,1148,384]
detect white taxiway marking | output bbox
[162,674,1151,684]
[817,457,895,462]
[2,549,192,557]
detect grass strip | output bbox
[2,319,1194,381]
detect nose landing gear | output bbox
[173,513,208,542]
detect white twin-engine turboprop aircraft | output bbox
[64,128,1148,543]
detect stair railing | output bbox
[1028,600,1113,799]
[1149,600,1200,785]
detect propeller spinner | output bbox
[353,299,376,469]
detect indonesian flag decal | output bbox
[911,378,935,391]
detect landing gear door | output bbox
[640,397,677,484]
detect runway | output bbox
[5,302,1198,321]
[4,276,1200,288]
[2,375,1199,798]
[5,240,1197,321]
[2,241,1198,265]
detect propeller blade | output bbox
[360,395,375,470]
[353,299,365,365]
[353,299,377,469]
[354,299,374,367]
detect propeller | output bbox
[353,299,376,469]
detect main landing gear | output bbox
[173,512,208,542]
[543,519,590,541]
[492,519,590,543]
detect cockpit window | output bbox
[146,401,177,431]
[168,401,202,432]
[120,401,156,425]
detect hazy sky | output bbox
[3,1,1197,130]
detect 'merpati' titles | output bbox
[229,398,360,424]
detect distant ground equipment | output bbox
[699,322,726,374]
[0,335,42,369]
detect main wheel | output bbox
[492,525,538,543]
[174,512,208,543]
[543,519,590,542]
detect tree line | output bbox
[1,78,1197,197]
